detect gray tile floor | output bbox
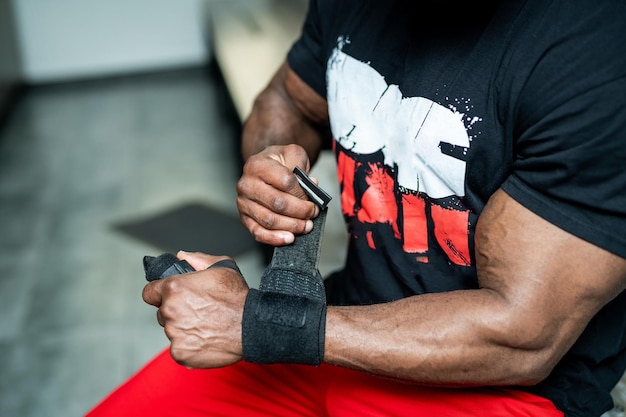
[0,67,252,416]
[0,65,622,417]
[0,65,347,417]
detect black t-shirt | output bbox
[287,0,626,416]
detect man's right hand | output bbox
[236,144,320,246]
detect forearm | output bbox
[323,189,626,387]
[324,290,561,387]
[242,62,330,163]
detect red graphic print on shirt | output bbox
[329,39,477,267]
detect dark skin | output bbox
[143,61,626,386]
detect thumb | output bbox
[142,280,164,308]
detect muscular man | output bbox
[86,1,626,416]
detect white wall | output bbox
[12,0,209,83]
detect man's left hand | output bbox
[142,251,249,369]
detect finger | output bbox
[241,213,295,246]
[238,195,315,234]
[240,153,316,211]
[142,280,164,307]
[262,168,321,218]
[253,199,311,233]
[239,202,320,245]
[176,251,229,270]
[238,177,315,222]
[156,309,165,327]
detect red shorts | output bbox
[86,348,564,417]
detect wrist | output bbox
[241,289,326,365]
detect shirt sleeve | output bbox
[287,0,328,99]
[500,0,626,259]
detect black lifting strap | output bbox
[241,167,332,365]
[258,167,331,302]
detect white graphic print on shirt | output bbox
[327,38,479,266]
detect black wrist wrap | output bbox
[242,289,326,365]
[242,171,330,366]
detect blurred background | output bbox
[0,0,623,416]
[0,0,346,415]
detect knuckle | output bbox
[250,226,266,243]
[285,143,304,157]
[243,155,263,174]
[159,302,175,319]
[277,171,297,191]
[169,346,188,366]
[236,177,249,196]
[161,278,182,296]
[270,195,288,213]
[259,212,278,229]
[236,198,247,215]
[240,215,255,233]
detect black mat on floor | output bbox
[113,202,258,257]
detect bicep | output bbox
[242,61,330,161]
[476,189,626,364]
[284,62,329,127]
